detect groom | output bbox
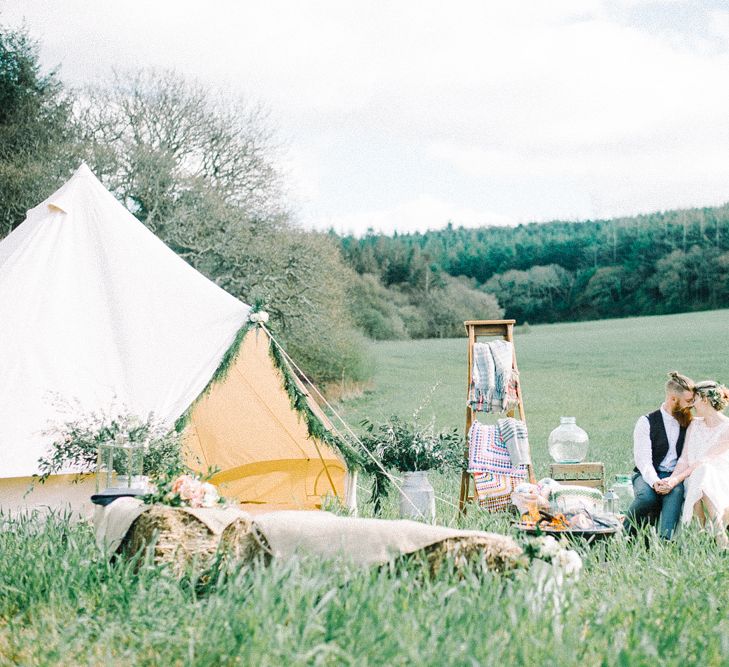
[625,371,695,539]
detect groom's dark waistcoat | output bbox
[646,409,687,471]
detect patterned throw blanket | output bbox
[468,420,528,512]
[468,340,517,413]
[490,339,513,407]
[470,342,495,411]
[473,472,521,512]
[497,417,531,467]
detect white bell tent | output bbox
[0,164,348,513]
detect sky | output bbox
[3,0,729,235]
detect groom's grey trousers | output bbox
[626,470,684,539]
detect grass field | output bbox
[3,310,729,666]
[339,309,729,485]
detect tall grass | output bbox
[3,311,729,665]
[2,510,729,665]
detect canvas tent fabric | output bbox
[0,164,346,513]
[184,329,347,510]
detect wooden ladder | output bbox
[458,319,535,513]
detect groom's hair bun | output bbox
[694,381,729,412]
[665,371,695,395]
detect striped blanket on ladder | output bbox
[469,340,518,413]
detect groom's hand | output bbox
[653,480,670,495]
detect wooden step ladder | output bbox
[458,319,535,513]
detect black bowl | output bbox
[90,487,146,507]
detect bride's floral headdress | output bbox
[694,381,729,411]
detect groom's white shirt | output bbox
[633,405,681,487]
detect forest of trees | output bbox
[339,208,729,328]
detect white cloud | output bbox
[4,0,729,233]
[708,10,729,46]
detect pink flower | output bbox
[169,474,220,508]
[171,474,194,495]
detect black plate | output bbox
[515,522,619,538]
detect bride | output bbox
[660,381,729,545]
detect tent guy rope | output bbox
[261,324,462,515]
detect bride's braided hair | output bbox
[694,381,729,412]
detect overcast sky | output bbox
[3,0,729,234]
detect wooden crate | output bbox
[549,462,605,492]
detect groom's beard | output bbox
[672,406,693,429]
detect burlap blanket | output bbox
[252,510,519,566]
[95,501,522,568]
[94,497,253,553]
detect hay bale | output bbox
[417,533,525,577]
[219,519,273,567]
[119,505,262,577]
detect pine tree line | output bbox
[340,208,729,325]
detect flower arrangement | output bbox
[359,414,463,513]
[36,400,184,483]
[521,535,583,616]
[143,470,225,508]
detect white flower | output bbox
[536,535,562,559]
[201,482,219,508]
[537,477,560,498]
[554,549,582,578]
[249,310,269,324]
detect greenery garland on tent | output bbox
[267,332,362,468]
[174,312,361,468]
[173,320,255,432]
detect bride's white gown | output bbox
[681,417,729,526]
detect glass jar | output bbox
[547,417,589,463]
[603,488,618,514]
[612,474,635,513]
[96,435,145,492]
